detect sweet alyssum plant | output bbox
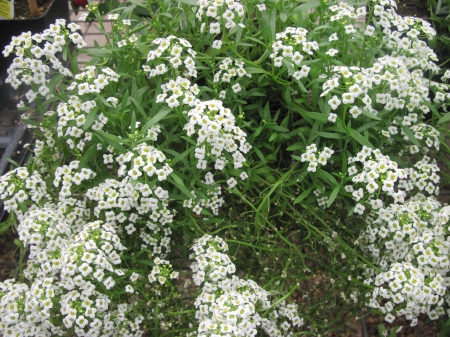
[1,0,450,335]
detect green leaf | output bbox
[348,128,374,149]
[269,133,278,142]
[177,0,198,5]
[305,111,329,123]
[295,0,320,12]
[327,184,341,208]
[130,97,147,119]
[401,124,420,147]
[21,119,40,128]
[83,107,99,131]
[294,185,314,204]
[0,220,11,234]
[280,12,288,22]
[140,108,172,135]
[267,125,289,132]
[361,109,382,120]
[14,238,24,249]
[356,121,379,133]
[316,131,344,139]
[181,136,196,145]
[438,111,450,125]
[252,147,266,164]
[168,173,195,199]
[318,169,338,186]
[136,259,155,267]
[286,144,304,151]
[95,130,128,154]
[3,156,20,168]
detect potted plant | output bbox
[1,0,450,335]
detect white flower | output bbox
[227,177,237,188]
[328,95,341,110]
[257,3,266,11]
[328,113,337,123]
[212,40,223,49]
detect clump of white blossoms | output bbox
[156,76,201,109]
[213,57,251,97]
[0,167,48,219]
[3,19,86,105]
[299,143,334,173]
[184,99,251,170]
[400,155,440,196]
[360,194,450,325]
[196,0,246,48]
[345,147,408,214]
[270,27,318,80]
[144,35,197,78]
[189,234,303,336]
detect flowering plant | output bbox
[1,0,450,335]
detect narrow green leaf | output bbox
[269,133,278,142]
[252,147,266,164]
[181,136,196,145]
[318,169,338,186]
[294,185,314,204]
[95,131,128,154]
[130,97,147,119]
[14,238,24,248]
[327,184,341,208]
[286,144,304,151]
[0,221,11,234]
[361,109,382,121]
[83,107,99,130]
[21,119,40,128]
[168,174,195,199]
[140,108,172,135]
[401,124,420,147]
[438,111,450,125]
[305,111,329,123]
[348,128,374,149]
[177,0,198,5]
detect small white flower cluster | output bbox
[86,175,173,226]
[270,27,317,80]
[261,300,304,337]
[18,208,71,279]
[0,278,61,337]
[323,57,436,122]
[190,234,236,286]
[370,0,438,66]
[0,218,145,337]
[54,160,96,199]
[184,100,251,170]
[144,36,197,78]
[346,147,408,214]
[299,144,334,172]
[58,221,144,336]
[190,234,303,336]
[68,65,120,94]
[148,257,179,285]
[183,173,225,216]
[400,123,440,154]
[401,155,440,196]
[0,167,48,219]
[156,76,201,108]
[197,0,245,48]
[361,194,450,324]
[213,57,251,97]
[3,20,85,105]
[328,2,367,23]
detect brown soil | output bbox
[13,0,54,19]
[396,0,430,18]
